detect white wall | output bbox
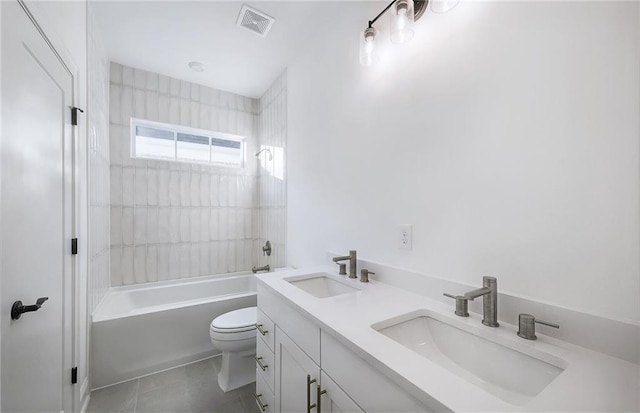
[287,1,640,321]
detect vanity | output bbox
[253,265,640,412]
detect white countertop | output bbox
[256,266,640,412]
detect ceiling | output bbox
[93,1,371,98]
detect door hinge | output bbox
[71,238,78,255]
[71,107,84,126]
[71,367,78,384]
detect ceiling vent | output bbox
[236,5,275,38]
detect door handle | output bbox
[11,297,48,320]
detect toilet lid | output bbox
[211,307,257,332]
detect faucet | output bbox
[332,250,357,278]
[252,264,270,274]
[460,276,499,327]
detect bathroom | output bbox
[0,0,638,412]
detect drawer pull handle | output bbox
[255,356,268,371]
[254,393,268,411]
[257,324,268,336]
[317,386,327,413]
[307,375,318,413]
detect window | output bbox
[131,118,245,168]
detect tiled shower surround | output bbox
[88,9,111,311]
[258,71,287,269]
[109,63,286,286]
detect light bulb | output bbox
[390,0,415,44]
[359,27,378,66]
[430,0,460,13]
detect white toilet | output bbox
[209,306,257,392]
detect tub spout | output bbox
[252,264,270,274]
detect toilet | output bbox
[209,306,257,392]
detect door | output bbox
[319,371,364,413]
[1,1,75,412]
[274,327,320,413]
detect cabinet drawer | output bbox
[257,308,275,352]
[255,373,275,413]
[256,333,275,391]
[258,284,320,363]
[321,331,435,412]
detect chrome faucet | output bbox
[252,264,270,274]
[332,250,357,278]
[461,276,499,327]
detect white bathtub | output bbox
[91,272,257,389]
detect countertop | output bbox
[256,266,640,412]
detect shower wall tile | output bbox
[157,245,170,281]
[158,208,170,243]
[88,11,111,312]
[122,207,134,246]
[257,70,288,271]
[122,246,134,285]
[109,63,261,286]
[134,246,146,283]
[147,246,158,282]
[147,169,158,206]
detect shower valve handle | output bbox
[262,240,272,257]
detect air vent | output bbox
[236,5,275,38]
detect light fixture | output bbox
[359,27,378,66]
[390,0,415,44]
[430,0,460,14]
[359,0,456,66]
[359,0,426,66]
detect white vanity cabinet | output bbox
[257,284,430,413]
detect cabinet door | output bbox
[275,326,321,413]
[319,371,364,413]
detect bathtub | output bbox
[91,272,257,389]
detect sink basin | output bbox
[286,273,359,298]
[373,311,566,406]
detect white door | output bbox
[274,327,320,413]
[1,1,75,412]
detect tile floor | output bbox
[87,357,259,413]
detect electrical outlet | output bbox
[399,224,412,250]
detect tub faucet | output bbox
[332,250,357,278]
[252,264,270,274]
[462,276,499,327]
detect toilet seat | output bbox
[210,307,257,340]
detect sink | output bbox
[372,311,566,406]
[286,273,359,298]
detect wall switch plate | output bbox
[399,224,412,250]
